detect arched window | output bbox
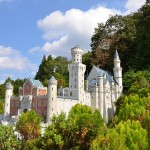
[70,92,72,96]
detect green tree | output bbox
[35,55,69,88]
[82,51,93,78]
[91,14,137,72]
[93,120,149,150]
[0,83,5,100]
[90,3,150,72]
[114,93,150,142]
[13,78,25,96]
[90,129,127,150]
[36,104,104,150]
[0,99,4,114]
[123,70,150,93]
[115,120,149,150]
[16,110,42,142]
[0,77,25,97]
[133,3,150,70]
[0,124,21,150]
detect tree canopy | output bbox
[90,3,150,72]
[35,55,70,88]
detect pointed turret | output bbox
[114,49,121,68]
[113,49,122,98]
[114,49,120,60]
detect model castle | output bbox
[4,46,122,123]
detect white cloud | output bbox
[0,45,37,70]
[28,46,41,54]
[42,35,68,57]
[125,0,145,14]
[35,1,145,59]
[37,6,121,58]
[0,45,18,56]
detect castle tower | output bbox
[110,78,116,114]
[113,50,123,97]
[46,76,57,123]
[68,46,86,101]
[4,83,13,121]
[97,73,104,119]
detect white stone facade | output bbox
[4,46,122,124]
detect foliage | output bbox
[82,51,93,78]
[0,2,150,149]
[115,120,149,150]
[123,70,150,93]
[16,110,42,142]
[91,120,149,150]
[0,124,21,150]
[90,129,127,150]
[0,77,25,99]
[35,104,104,150]
[90,3,150,72]
[35,55,70,88]
[0,83,5,100]
[114,94,150,141]
[0,99,4,114]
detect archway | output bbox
[23,108,28,113]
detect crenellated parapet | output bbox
[71,45,83,64]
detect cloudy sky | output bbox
[0,0,145,83]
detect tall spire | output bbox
[114,49,120,59]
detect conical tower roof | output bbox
[50,76,56,81]
[114,49,120,59]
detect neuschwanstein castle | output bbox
[3,46,122,123]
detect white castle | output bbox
[3,46,122,124]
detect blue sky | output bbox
[0,0,145,83]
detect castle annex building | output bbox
[4,46,122,123]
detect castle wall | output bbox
[90,87,98,111]
[36,96,47,116]
[57,98,78,116]
[103,81,113,123]
[23,81,32,95]
[32,88,38,96]
[19,88,23,96]
[10,98,19,116]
